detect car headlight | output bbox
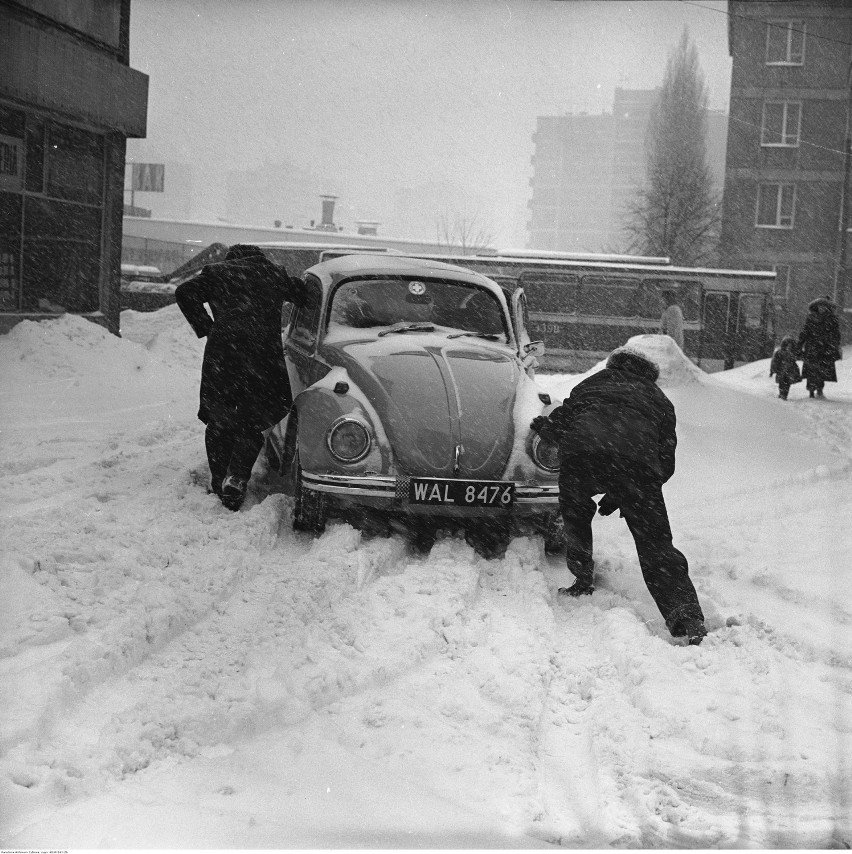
[530,433,560,472]
[327,418,371,462]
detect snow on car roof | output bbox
[309,253,497,286]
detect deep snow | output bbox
[0,309,850,848]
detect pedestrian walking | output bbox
[530,347,707,645]
[659,291,685,350]
[769,335,802,400]
[175,244,304,510]
[797,295,841,398]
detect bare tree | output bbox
[436,207,496,255]
[623,29,720,266]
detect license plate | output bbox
[408,478,514,507]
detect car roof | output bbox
[306,253,499,289]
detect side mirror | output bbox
[524,340,545,359]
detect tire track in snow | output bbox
[3,522,484,804]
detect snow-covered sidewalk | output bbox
[1,312,850,848]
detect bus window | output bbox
[703,292,730,333]
[521,273,579,314]
[737,293,763,332]
[643,278,700,321]
[579,276,638,317]
[637,280,665,319]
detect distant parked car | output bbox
[264,253,563,556]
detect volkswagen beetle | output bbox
[263,253,563,555]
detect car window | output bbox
[328,277,508,341]
[288,274,323,348]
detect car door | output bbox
[512,288,544,375]
[284,273,325,395]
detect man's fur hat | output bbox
[606,347,660,382]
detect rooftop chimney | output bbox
[319,195,338,230]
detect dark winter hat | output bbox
[225,244,266,262]
[606,347,660,382]
[808,295,836,312]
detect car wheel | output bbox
[292,447,326,534]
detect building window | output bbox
[756,183,796,228]
[772,264,791,301]
[761,102,801,147]
[766,20,805,66]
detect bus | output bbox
[378,253,776,372]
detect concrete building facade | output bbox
[527,88,728,254]
[0,0,148,334]
[718,0,852,338]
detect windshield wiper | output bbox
[377,323,436,337]
[447,331,502,340]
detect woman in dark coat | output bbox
[797,296,841,398]
[176,244,303,509]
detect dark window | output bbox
[0,106,25,138]
[22,197,102,313]
[766,19,805,65]
[520,273,579,313]
[0,192,22,309]
[772,264,791,301]
[756,183,795,228]
[46,123,104,206]
[289,274,322,348]
[25,117,45,193]
[579,276,639,316]
[737,294,764,332]
[761,101,801,147]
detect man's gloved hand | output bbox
[597,494,619,516]
[530,415,550,434]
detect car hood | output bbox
[325,336,519,478]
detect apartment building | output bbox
[718,0,852,337]
[528,88,727,254]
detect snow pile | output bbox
[1,308,851,848]
[614,333,707,387]
[4,314,150,380]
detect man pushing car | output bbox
[176,244,304,511]
[530,346,707,645]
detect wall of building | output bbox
[0,0,148,335]
[527,89,728,255]
[719,0,852,339]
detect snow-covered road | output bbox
[1,308,850,847]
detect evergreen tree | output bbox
[624,29,720,265]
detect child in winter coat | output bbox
[769,336,802,400]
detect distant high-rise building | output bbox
[718,1,852,336]
[527,88,728,254]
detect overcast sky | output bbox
[128,0,732,246]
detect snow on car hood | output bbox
[325,334,519,478]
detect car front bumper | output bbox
[302,471,559,511]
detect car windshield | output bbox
[328,277,508,342]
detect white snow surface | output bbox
[1,315,851,848]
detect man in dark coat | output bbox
[797,295,842,398]
[176,244,304,510]
[531,347,707,645]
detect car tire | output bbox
[292,448,326,534]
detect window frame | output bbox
[760,101,802,148]
[765,19,806,66]
[755,183,796,229]
[772,264,791,301]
